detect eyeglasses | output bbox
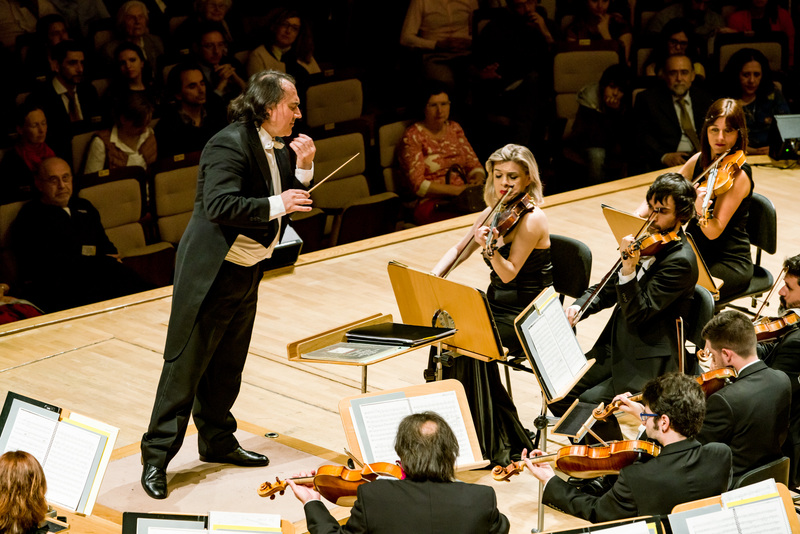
[640,412,660,422]
[668,38,690,48]
[280,22,301,32]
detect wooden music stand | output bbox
[387,260,505,363]
[600,204,720,299]
[338,379,488,472]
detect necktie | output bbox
[66,88,80,122]
[678,98,701,152]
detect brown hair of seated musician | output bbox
[0,450,48,534]
[394,411,459,482]
[640,372,706,440]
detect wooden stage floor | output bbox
[1,157,798,533]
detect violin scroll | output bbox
[257,477,290,499]
[491,461,525,482]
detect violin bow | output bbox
[308,153,360,193]
[753,266,788,323]
[441,189,512,279]
[573,210,656,324]
[690,149,730,186]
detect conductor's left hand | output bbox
[290,134,315,170]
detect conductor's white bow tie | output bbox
[264,138,285,150]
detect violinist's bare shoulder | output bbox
[680,152,702,180]
[520,204,550,248]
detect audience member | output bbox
[632,54,713,172]
[721,47,791,154]
[697,310,791,485]
[48,0,110,39]
[564,63,633,183]
[289,412,510,534]
[192,21,246,105]
[100,0,165,80]
[28,39,104,166]
[399,0,478,98]
[646,0,728,55]
[11,157,150,313]
[565,0,632,64]
[0,0,58,51]
[525,373,732,522]
[727,0,794,66]
[0,100,56,202]
[21,13,70,85]
[642,18,706,80]
[0,451,49,534]
[469,0,558,159]
[171,0,244,55]
[84,91,156,174]
[245,7,320,95]
[155,61,227,157]
[0,283,43,324]
[398,82,485,226]
[104,41,160,113]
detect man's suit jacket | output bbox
[759,326,800,487]
[304,479,509,534]
[697,360,791,484]
[29,78,104,166]
[544,439,732,523]
[633,84,712,173]
[163,120,303,360]
[574,231,698,393]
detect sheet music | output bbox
[408,391,475,464]
[685,499,790,534]
[685,509,740,534]
[357,399,413,463]
[721,478,780,508]
[541,300,586,374]
[528,316,572,394]
[2,408,57,466]
[43,421,102,510]
[208,511,281,532]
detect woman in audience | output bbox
[565,63,633,183]
[398,82,485,226]
[100,0,165,81]
[105,42,160,113]
[172,0,245,53]
[246,7,320,94]
[0,450,49,534]
[565,0,632,63]
[431,143,551,467]
[726,0,794,66]
[721,47,790,154]
[642,17,705,79]
[84,91,156,175]
[0,101,56,202]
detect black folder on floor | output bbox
[345,322,456,347]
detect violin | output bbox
[694,150,746,228]
[257,462,403,506]
[753,311,800,343]
[621,229,681,260]
[485,192,536,257]
[491,440,661,481]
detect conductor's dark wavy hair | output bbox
[394,411,458,482]
[641,373,706,438]
[646,172,697,224]
[228,70,295,125]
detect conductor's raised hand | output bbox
[290,133,315,170]
[281,189,312,214]
[286,471,320,504]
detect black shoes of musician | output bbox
[199,446,270,467]
[141,463,168,499]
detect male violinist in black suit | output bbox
[288,411,510,534]
[698,309,791,486]
[549,173,699,441]
[140,70,315,499]
[524,373,732,522]
[758,254,800,489]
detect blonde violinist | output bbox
[430,144,551,467]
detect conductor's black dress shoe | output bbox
[141,463,168,499]
[199,446,270,467]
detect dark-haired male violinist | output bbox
[140,70,315,499]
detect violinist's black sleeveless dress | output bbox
[440,244,553,467]
[686,162,754,302]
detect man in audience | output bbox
[525,373,732,522]
[192,21,247,105]
[289,411,510,534]
[758,253,800,489]
[11,157,149,313]
[698,310,791,486]
[155,62,227,158]
[632,54,712,173]
[29,40,104,167]
[100,0,165,79]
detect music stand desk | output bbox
[287,313,454,393]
